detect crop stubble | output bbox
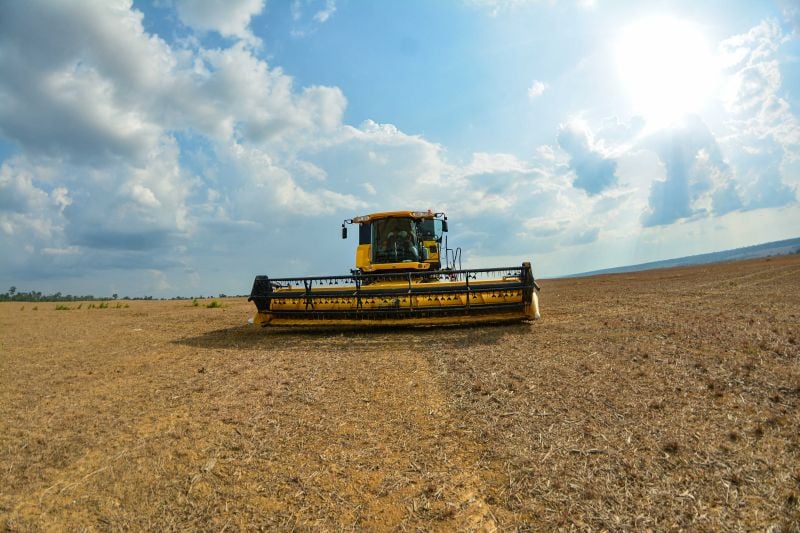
[1,255,798,530]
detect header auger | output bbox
[248,210,540,327]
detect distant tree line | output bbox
[0,286,130,302]
[1,286,246,302]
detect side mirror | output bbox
[441,219,448,233]
[341,224,347,239]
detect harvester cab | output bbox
[342,211,447,274]
[249,210,540,327]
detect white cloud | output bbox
[51,187,72,212]
[42,246,81,256]
[466,0,538,16]
[0,0,356,292]
[0,163,51,213]
[313,0,337,23]
[462,152,530,175]
[716,18,798,208]
[175,0,264,44]
[167,43,348,144]
[292,160,328,181]
[718,19,783,70]
[0,0,350,257]
[573,19,799,229]
[0,1,172,164]
[557,119,619,195]
[722,60,781,114]
[467,0,592,16]
[289,0,338,38]
[535,145,556,161]
[291,0,303,21]
[527,80,548,99]
[147,269,172,292]
[0,1,795,296]
[306,119,448,197]
[129,184,162,209]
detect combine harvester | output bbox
[248,210,540,327]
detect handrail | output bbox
[265,265,525,284]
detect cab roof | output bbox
[349,210,441,223]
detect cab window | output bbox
[418,219,443,242]
[371,218,420,263]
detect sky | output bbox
[0,0,799,297]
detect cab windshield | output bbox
[372,217,420,264]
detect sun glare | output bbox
[616,16,719,129]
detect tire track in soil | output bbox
[249,334,504,530]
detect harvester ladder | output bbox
[303,280,314,311]
[465,274,470,311]
[354,277,363,311]
[407,273,414,312]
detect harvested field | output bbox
[1,255,799,530]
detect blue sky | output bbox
[1,0,799,297]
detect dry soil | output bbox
[1,255,799,531]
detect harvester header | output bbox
[249,210,540,327]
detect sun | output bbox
[616,16,719,129]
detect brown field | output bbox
[1,255,799,531]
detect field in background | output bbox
[1,255,799,530]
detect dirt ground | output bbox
[1,255,799,531]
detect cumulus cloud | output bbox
[192,43,347,143]
[313,0,337,23]
[3,1,793,296]
[436,151,606,256]
[0,0,642,293]
[746,172,794,209]
[219,140,366,216]
[557,120,619,195]
[719,19,783,72]
[467,0,590,16]
[291,120,599,256]
[642,116,732,226]
[0,0,357,288]
[289,0,338,38]
[61,135,192,252]
[596,19,799,228]
[717,19,798,207]
[0,164,51,213]
[639,108,794,228]
[301,120,448,206]
[723,60,782,114]
[175,0,264,44]
[720,21,799,149]
[0,0,346,159]
[0,1,172,164]
[527,80,548,99]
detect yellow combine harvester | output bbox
[248,210,540,327]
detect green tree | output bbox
[9,286,16,296]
